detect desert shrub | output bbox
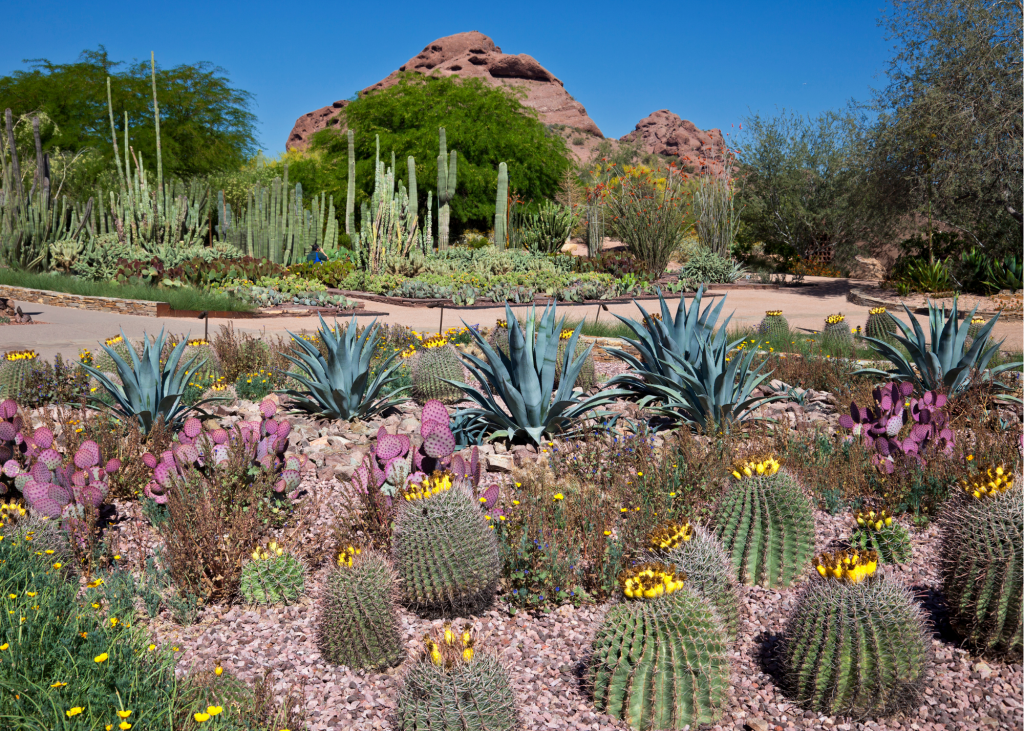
[81,411,173,502]
[211,323,290,383]
[576,250,648,279]
[235,369,276,401]
[680,247,744,283]
[289,259,355,287]
[606,165,693,275]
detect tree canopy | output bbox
[0,47,258,183]
[304,73,572,234]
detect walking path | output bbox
[1,277,1020,361]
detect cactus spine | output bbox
[411,337,464,405]
[849,509,911,565]
[494,162,508,249]
[436,128,457,251]
[0,352,41,400]
[940,474,1021,658]
[711,457,816,588]
[316,549,405,670]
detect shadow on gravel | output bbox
[913,584,961,645]
[755,629,787,689]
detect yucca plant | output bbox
[853,300,1021,401]
[79,327,216,434]
[281,315,410,420]
[449,302,626,444]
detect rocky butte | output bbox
[287,31,725,168]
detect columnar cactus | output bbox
[940,469,1021,658]
[756,310,789,340]
[588,564,731,729]
[437,128,457,251]
[782,550,930,718]
[643,520,740,639]
[494,161,508,249]
[822,313,852,349]
[316,547,404,670]
[391,471,500,616]
[411,336,465,405]
[849,508,912,564]
[710,455,816,588]
[239,541,306,605]
[554,328,596,391]
[394,624,519,731]
[865,307,898,345]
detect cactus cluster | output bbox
[411,336,465,405]
[393,625,519,731]
[554,328,596,392]
[865,307,898,345]
[392,471,500,617]
[711,457,816,588]
[316,548,404,670]
[822,313,852,348]
[756,310,789,339]
[142,398,305,504]
[239,541,306,605]
[644,520,740,639]
[783,550,930,718]
[940,475,1022,658]
[849,509,912,564]
[588,574,730,730]
[0,350,41,400]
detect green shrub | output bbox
[235,369,276,401]
[680,248,744,283]
[288,259,355,287]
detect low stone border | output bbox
[847,287,1023,321]
[330,289,724,309]
[0,284,159,316]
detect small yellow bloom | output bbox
[25,591,36,597]
[207,706,223,716]
[94,652,108,663]
[66,707,84,717]
[215,665,223,676]
[0,643,8,650]
[147,644,156,651]
[194,712,211,722]
[117,710,132,719]
[119,723,131,730]
[553,493,564,501]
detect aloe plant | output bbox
[80,328,215,434]
[853,300,1021,400]
[280,315,410,420]
[448,303,626,444]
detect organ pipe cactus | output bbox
[782,550,931,718]
[436,128,457,251]
[494,162,508,248]
[588,564,731,729]
[711,456,816,588]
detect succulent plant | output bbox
[92,334,136,374]
[865,307,898,345]
[849,508,912,564]
[711,457,815,588]
[854,300,1022,400]
[822,313,852,349]
[756,310,789,339]
[939,472,1021,659]
[393,624,519,731]
[316,547,404,670]
[239,541,306,605]
[391,472,500,616]
[782,551,930,718]
[411,336,464,405]
[0,350,42,400]
[588,565,730,729]
[281,314,410,421]
[487,319,510,356]
[554,328,596,392]
[643,520,740,640]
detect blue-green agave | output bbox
[80,328,214,434]
[280,315,410,420]
[448,303,627,444]
[853,300,1021,401]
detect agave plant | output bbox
[80,328,216,434]
[448,303,626,444]
[853,300,1021,400]
[280,315,410,420]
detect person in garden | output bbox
[306,243,329,264]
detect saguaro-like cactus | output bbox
[436,128,457,251]
[494,162,508,249]
[940,468,1021,658]
[588,563,730,729]
[783,550,930,718]
[346,128,356,235]
[711,455,816,588]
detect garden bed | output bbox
[329,288,725,309]
[848,286,1023,321]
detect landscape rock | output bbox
[619,110,727,175]
[850,256,886,281]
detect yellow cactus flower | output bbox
[814,549,878,583]
[646,520,693,551]
[618,562,686,600]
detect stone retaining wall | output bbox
[0,285,159,316]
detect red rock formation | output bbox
[287,31,602,152]
[620,110,728,175]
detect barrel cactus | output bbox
[865,307,898,345]
[643,519,740,639]
[849,508,911,564]
[756,310,789,340]
[394,624,520,731]
[782,549,930,718]
[588,563,730,729]
[315,547,405,670]
[964,316,987,351]
[554,327,596,391]
[411,336,464,405]
[392,471,500,616]
[0,350,41,400]
[93,334,136,373]
[239,541,306,605]
[487,319,510,356]
[711,455,816,588]
[822,313,852,349]
[940,466,1021,659]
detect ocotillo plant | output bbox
[436,127,457,251]
[494,162,508,249]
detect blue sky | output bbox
[5,0,892,155]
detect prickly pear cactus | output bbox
[865,307,898,345]
[821,313,853,349]
[588,564,730,730]
[756,310,789,340]
[783,550,930,718]
[554,328,596,391]
[849,508,911,564]
[643,520,740,639]
[0,351,41,400]
[940,468,1021,659]
[411,337,464,405]
[394,624,519,731]
[239,541,306,605]
[710,456,816,588]
[316,547,404,670]
[391,472,500,617]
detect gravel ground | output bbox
[120,473,1024,731]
